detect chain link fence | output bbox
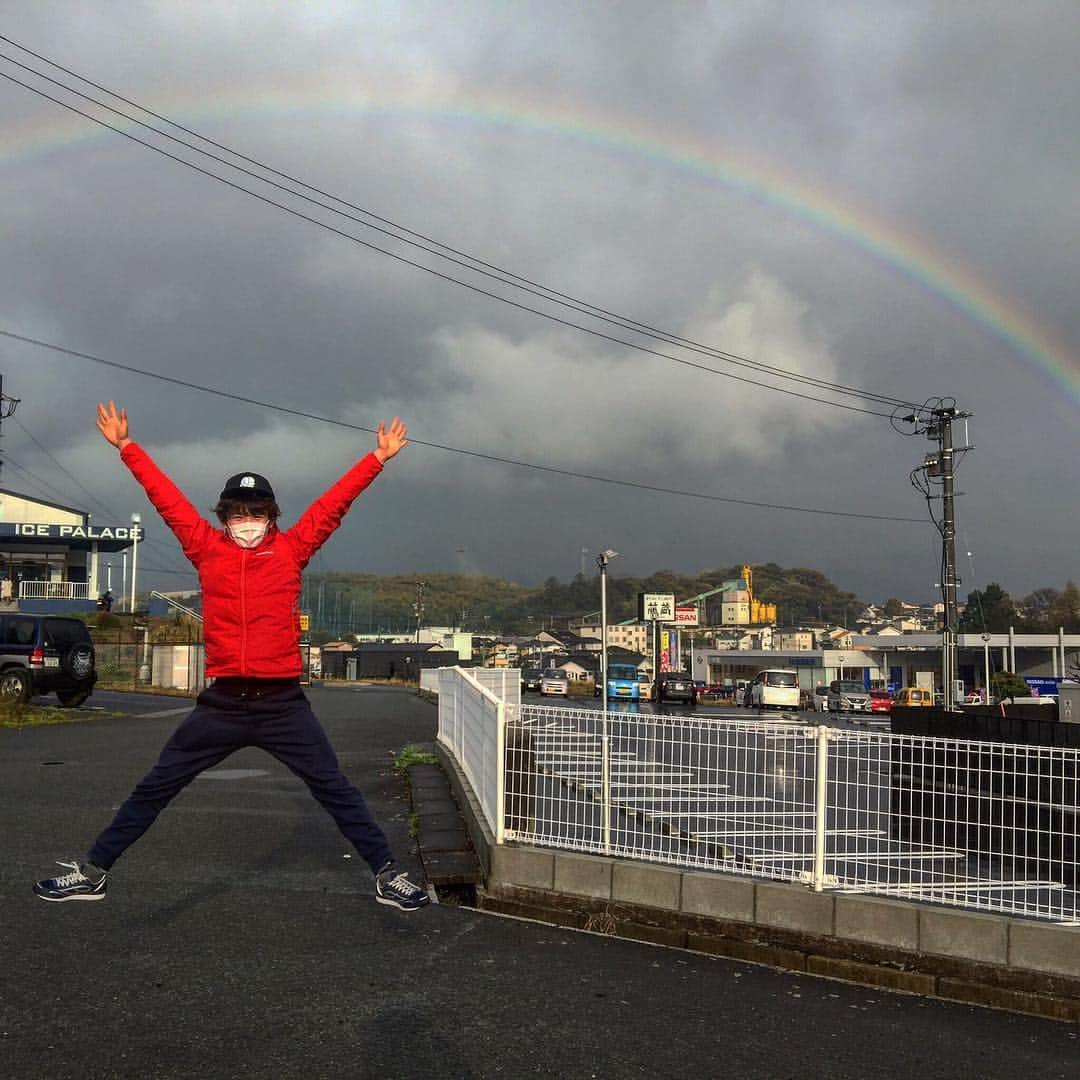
[91,625,205,695]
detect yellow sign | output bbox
[299,614,310,631]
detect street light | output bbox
[129,513,141,615]
[982,633,992,702]
[596,550,619,720]
[596,548,618,856]
[837,653,846,682]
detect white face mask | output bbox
[228,520,269,549]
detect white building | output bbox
[576,621,650,654]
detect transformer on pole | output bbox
[907,402,972,711]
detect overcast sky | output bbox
[1,2,1076,604]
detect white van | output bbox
[747,668,801,710]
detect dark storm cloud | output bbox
[0,2,1075,601]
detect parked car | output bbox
[893,687,934,707]
[747,668,801,711]
[0,613,97,707]
[811,685,830,712]
[656,672,697,705]
[520,668,543,693]
[595,662,649,701]
[827,679,872,713]
[540,669,570,697]
[868,690,893,714]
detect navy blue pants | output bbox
[88,679,393,874]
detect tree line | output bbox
[298,567,1078,641]
[959,581,1080,634]
[299,563,864,639]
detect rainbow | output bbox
[3,74,1077,405]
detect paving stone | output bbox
[417,811,465,832]
[554,853,612,899]
[834,895,919,952]
[418,827,472,852]
[756,882,834,936]
[1008,921,1080,980]
[419,849,482,885]
[920,909,1008,965]
[410,792,460,816]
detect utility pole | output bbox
[413,580,427,644]
[936,408,960,710]
[0,375,21,487]
[915,403,972,711]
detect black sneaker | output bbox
[375,864,430,912]
[34,860,108,902]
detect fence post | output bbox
[601,715,612,854]
[812,724,830,892]
[495,700,506,844]
[455,669,463,763]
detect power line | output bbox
[12,416,122,519]
[6,419,198,576]
[0,41,919,417]
[0,328,926,523]
[1,454,82,508]
[0,39,918,409]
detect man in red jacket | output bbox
[34,401,429,912]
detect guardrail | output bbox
[150,590,203,622]
[19,580,91,600]
[437,669,1079,923]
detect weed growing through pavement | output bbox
[0,701,85,728]
[390,744,439,777]
[0,701,126,728]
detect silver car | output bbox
[540,670,571,696]
[827,679,872,713]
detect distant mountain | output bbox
[300,563,865,638]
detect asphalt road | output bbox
[3,687,1076,1079]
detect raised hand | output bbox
[374,417,408,463]
[96,401,130,449]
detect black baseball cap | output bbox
[220,472,275,501]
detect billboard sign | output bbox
[1024,676,1062,697]
[674,605,699,627]
[659,628,680,672]
[638,593,675,622]
[0,522,143,541]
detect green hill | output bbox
[300,564,864,639]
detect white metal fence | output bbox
[19,580,91,600]
[436,670,1079,923]
[437,667,506,840]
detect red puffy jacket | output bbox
[121,443,384,678]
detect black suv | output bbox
[655,671,697,706]
[0,614,97,707]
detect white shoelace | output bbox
[52,860,88,887]
[383,872,417,897]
